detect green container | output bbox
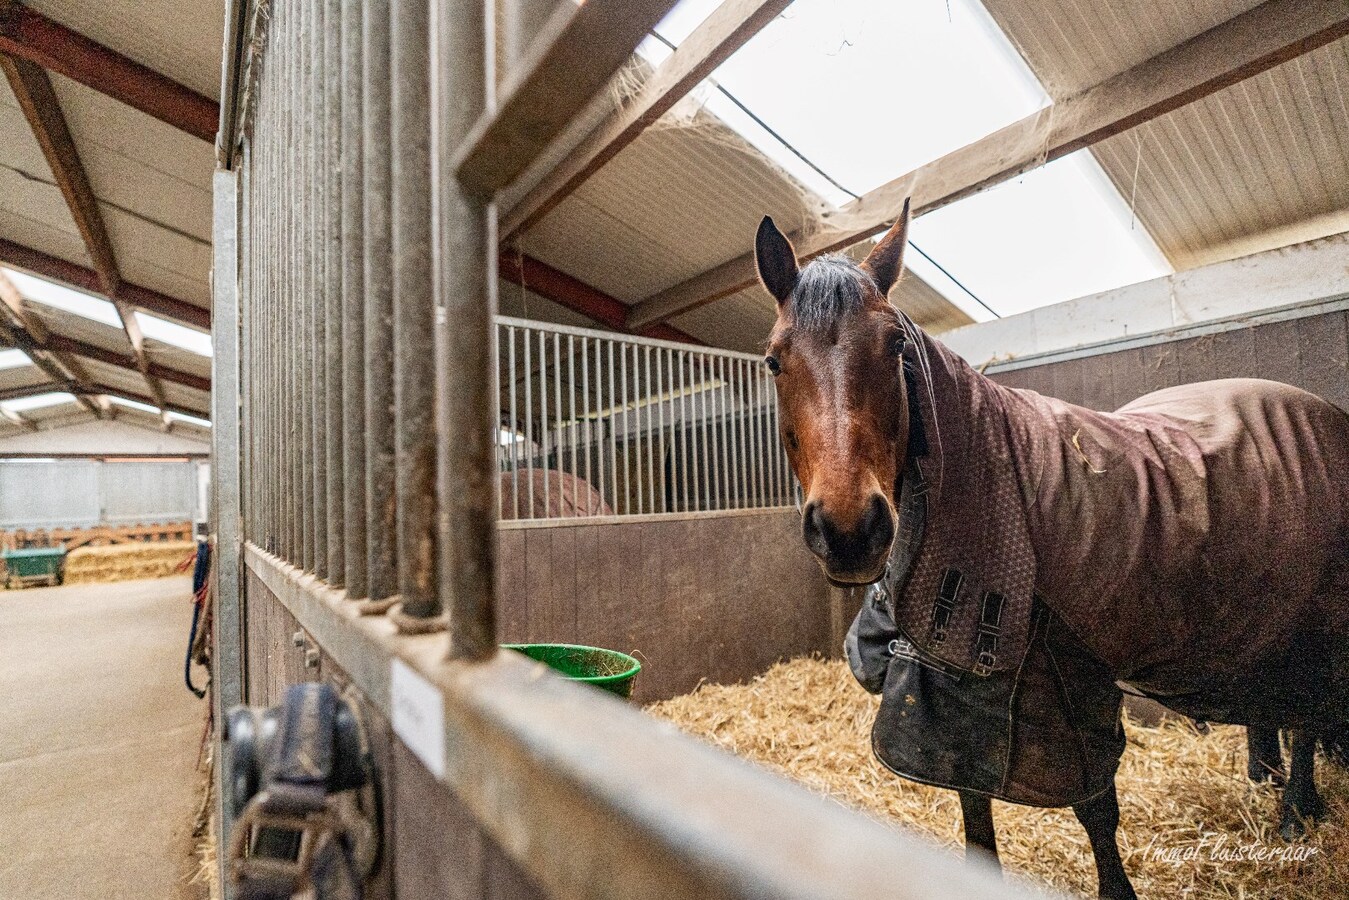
[503,643,641,698]
[2,546,66,588]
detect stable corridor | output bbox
[0,577,208,899]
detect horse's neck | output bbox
[908,324,1022,454]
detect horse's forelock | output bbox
[789,255,872,333]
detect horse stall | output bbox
[208,2,1013,899]
[209,1,1349,899]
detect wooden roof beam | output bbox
[81,382,206,421]
[625,0,1349,330]
[454,0,682,195]
[500,0,794,240]
[499,250,702,345]
[0,0,218,142]
[1,53,171,422]
[0,380,60,403]
[0,237,209,329]
[0,269,105,417]
[0,403,37,431]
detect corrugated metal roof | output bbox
[982,0,1349,271]
[23,0,227,100]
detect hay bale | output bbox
[648,658,1348,899]
[63,541,197,585]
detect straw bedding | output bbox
[648,658,1349,899]
[63,540,197,585]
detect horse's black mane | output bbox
[790,254,872,332]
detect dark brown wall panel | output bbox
[989,309,1349,413]
[498,510,832,702]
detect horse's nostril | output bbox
[802,501,830,558]
[863,494,895,556]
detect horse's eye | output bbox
[765,355,781,376]
[889,334,906,357]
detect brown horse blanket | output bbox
[846,318,1349,806]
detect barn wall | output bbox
[986,308,1349,412]
[0,458,204,529]
[497,509,832,703]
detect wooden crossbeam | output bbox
[81,382,205,420]
[0,403,37,431]
[625,0,1349,330]
[43,332,209,392]
[0,237,209,329]
[500,0,793,240]
[454,0,681,194]
[0,268,105,416]
[0,0,218,141]
[1,53,171,420]
[0,380,59,403]
[499,250,702,345]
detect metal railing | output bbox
[495,316,792,520]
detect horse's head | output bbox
[757,202,912,587]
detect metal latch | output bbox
[224,683,380,899]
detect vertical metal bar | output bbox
[656,347,666,513]
[729,358,742,509]
[737,358,749,508]
[342,0,368,598]
[700,353,710,512]
[390,0,438,617]
[755,356,766,507]
[211,168,243,873]
[324,0,346,586]
[436,0,496,656]
[508,327,520,519]
[495,324,505,519]
[286,5,300,564]
[297,0,314,574]
[554,331,563,516]
[677,349,688,511]
[539,330,549,517]
[524,330,534,517]
[363,0,397,601]
[567,334,576,517]
[581,336,592,514]
[643,345,654,514]
[607,339,617,513]
[620,341,631,514]
[311,0,329,579]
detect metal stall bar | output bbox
[539,330,549,516]
[435,0,496,657]
[523,330,534,515]
[311,0,329,580]
[390,0,438,620]
[298,0,315,575]
[342,0,369,599]
[324,0,346,586]
[567,334,577,516]
[581,335,592,514]
[285,1,300,566]
[210,167,243,886]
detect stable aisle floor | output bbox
[0,576,208,899]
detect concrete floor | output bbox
[0,576,208,900]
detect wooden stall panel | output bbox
[503,510,831,702]
[992,309,1349,413]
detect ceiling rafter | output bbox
[0,268,105,417]
[1,52,172,423]
[500,0,795,241]
[499,250,702,345]
[0,237,210,330]
[624,0,1349,330]
[0,0,217,141]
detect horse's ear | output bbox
[861,197,911,299]
[755,216,799,304]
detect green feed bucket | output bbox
[502,643,641,698]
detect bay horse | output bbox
[755,200,1349,899]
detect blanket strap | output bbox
[973,591,1006,677]
[930,568,963,646]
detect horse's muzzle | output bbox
[802,493,895,585]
